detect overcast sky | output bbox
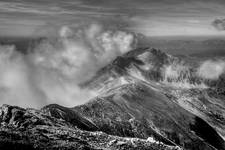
[1,0,225,37]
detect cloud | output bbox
[0,45,47,108]
[197,60,225,80]
[0,23,137,108]
[212,18,225,30]
[32,24,136,82]
[0,2,65,15]
[0,1,124,16]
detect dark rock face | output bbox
[190,117,225,150]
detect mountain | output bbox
[1,47,225,150]
[77,48,225,149]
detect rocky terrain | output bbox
[1,47,225,150]
[0,104,181,150]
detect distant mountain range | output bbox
[138,36,225,57]
[0,47,225,150]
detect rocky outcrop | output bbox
[0,104,182,150]
[41,104,98,131]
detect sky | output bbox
[1,0,225,37]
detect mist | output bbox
[197,60,225,80]
[0,23,137,108]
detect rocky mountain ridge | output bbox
[0,104,182,150]
[1,47,225,150]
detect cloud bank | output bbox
[197,60,225,80]
[0,23,137,108]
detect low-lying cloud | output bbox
[0,45,47,107]
[0,23,137,108]
[197,60,225,80]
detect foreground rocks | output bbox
[0,104,181,150]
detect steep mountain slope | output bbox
[76,79,225,150]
